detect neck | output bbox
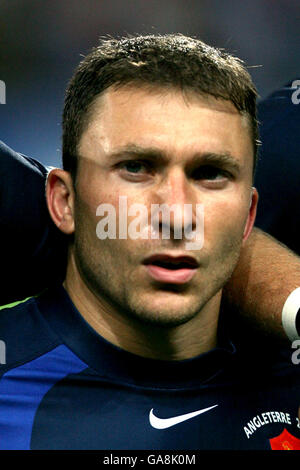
[64,253,221,361]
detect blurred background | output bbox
[0,0,299,167]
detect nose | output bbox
[157,166,191,206]
[153,167,198,237]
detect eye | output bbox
[115,159,154,182]
[120,160,149,174]
[191,165,231,182]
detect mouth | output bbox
[143,254,199,284]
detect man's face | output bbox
[73,85,256,327]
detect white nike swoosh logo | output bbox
[149,404,218,429]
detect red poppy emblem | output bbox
[269,428,300,450]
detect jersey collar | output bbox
[37,284,237,389]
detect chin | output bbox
[133,312,196,328]
[127,296,201,328]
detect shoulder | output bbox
[0,141,68,306]
[0,140,48,228]
[0,140,48,193]
[255,80,300,252]
[0,295,61,374]
[257,79,300,157]
[233,338,300,385]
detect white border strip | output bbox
[282,287,300,341]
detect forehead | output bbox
[78,85,253,167]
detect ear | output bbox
[242,187,259,244]
[46,168,75,235]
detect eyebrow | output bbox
[108,144,242,173]
[189,151,242,174]
[108,144,167,164]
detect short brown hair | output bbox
[62,34,259,179]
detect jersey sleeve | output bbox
[254,80,300,255]
[0,141,67,305]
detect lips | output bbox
[144,254,199,269]
[143,254,199,284]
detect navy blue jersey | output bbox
[255,79,300,255]
[0,285,299,450]
[0,141,67,305]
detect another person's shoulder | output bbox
[0,294,61,374]
[0,140,48,181]
[241,338,300,383]
[255,79,300,253]
[257,79,299,160]
[0,141,68,305]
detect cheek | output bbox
[76,175,121,229]
[75,188,140,259]
[203,196,249,247]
